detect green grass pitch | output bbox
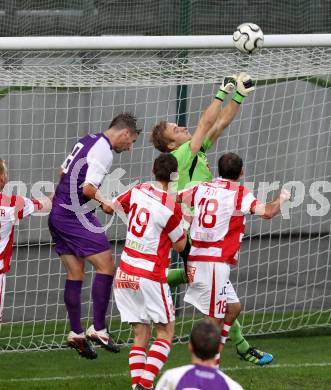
[0,331,331,389]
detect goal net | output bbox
[0,1,330,36]
[0,39,330,351]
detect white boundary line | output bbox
[222,362,331,371]
[0,372,129,383]
[1,362,331,382]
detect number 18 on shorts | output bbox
[184,262,230,319]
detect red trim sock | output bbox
[139,339,171,389]
[129,346,147,388]
[221,321,232,345]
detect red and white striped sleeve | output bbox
[240,186,260,215]
[164,203,185,243]
[178,185,198,208]
[12,196,41,220]
[112,188,133,214]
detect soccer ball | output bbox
[233,23,264,54]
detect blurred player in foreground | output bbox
[111,153,186,390]
[179,152,291,365]
[151,72,274,365]
[48,113,140,359]
[0,159,51,324]
[156,318,243,390]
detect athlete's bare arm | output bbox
[190,77,236,155]
[253,189,291,219]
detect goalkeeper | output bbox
[151,72,273,366]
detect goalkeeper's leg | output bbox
[231,318,273,366]
[226,281,273,366]
[167,241,191,288]
[167,268,187,288]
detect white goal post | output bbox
[0,34,330,351]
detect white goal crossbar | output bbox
[0,34,330,50]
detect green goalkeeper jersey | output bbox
[171,137,213,191]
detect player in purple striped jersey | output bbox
[48,113,141,359]
[156,318,243,390]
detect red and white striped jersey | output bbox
[0,194,41,274]
[179,178,258,265]
[113,183,185,282]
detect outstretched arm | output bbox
[253,189,291,219]
[34,194,53,213]
[190,77,236,155]
[83,184,114,214]
[207,72,255,145]
[206,100,240,145]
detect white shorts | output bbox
[113,268,175,324]
[0,273,6,323]
[184,262,230,319]
[225,280,240,304]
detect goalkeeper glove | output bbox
[215,76,237,101]
[232,72,255,104]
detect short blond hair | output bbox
[0,159,6,175]
[150,120,172,153]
